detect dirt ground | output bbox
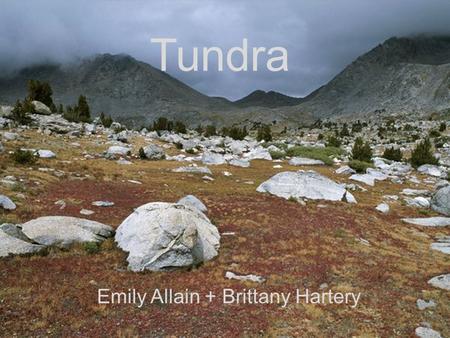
[0,131,449,337]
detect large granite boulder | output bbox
[201,152,226,165]
[115,202,220,271]
[141,144,165,160]
[257,170,350,202]
[32,101,52,115]
[106,145,131,158]
[431,185,450,216]
[21,216,114,247]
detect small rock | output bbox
[225,271,265,283]
[80,209,95,215]
[375,203,389,214]
[0,195,16,210]
[428,273,450,290]
[415,326,442,338]
[92,201,114,207]
[416,299,437,310]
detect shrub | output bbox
[11,149,37,165]
[410,138,438,167]
[174,121,187,134]
[100,112,113,128]
[340,123,350,137]
[222,126,248,140]
[352,137,372,162]
[269,150,285,160]
[439,122,447,132]
[151,117,171,131]
[286,146,343,166]
[63,95,91,123]
[83,242,101,255]
[429,129,441,138]
[204,125,217,137]
[256,124,272,142]
[27,79,54,108]
[10,99,33,125]
[349,160,373,173]
[185,148,196,154]
[76,95,91,122]
[138,147,146,159]
[382,147,402,162]
[195,124,204,134]
[326,135,341,148]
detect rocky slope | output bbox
[0,54,237,127]
[285,36,450,120]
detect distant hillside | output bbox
[1,36,449,127]
[234,90,303,108]
[0,54,237,127]
[285,36,450,120]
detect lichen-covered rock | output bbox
[21,216,114,247]
[115,202,220,271]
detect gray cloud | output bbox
[1,0,450,100]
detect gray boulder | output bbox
[21,216,114,247]
[336,165,356,175]
[0,194,16,210]
[0,226,45,257]
[229,158,250,168]
[177,195,207,213]
[402,217,450,227]
[431,186,450,216]
[0,105,13,117]
[141,144,165,160]
[172,166,212,175]
[289,157,325,166]
[36,149,56,158]
[106,145,131,158]
[415,327,442,338]
[115,202,220,271]
[31,101,51,115]
[201,152,226,165]
[257,170,348,202]
[2,132,19,141]
[428,273,450,290]
[418,165,443,177]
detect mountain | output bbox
[1,36,449,127]
[286,35,450,120]
[0,54,237,127]
[234,90,303,108]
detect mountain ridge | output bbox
[1,35,449,126]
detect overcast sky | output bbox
[1,0,450,100]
